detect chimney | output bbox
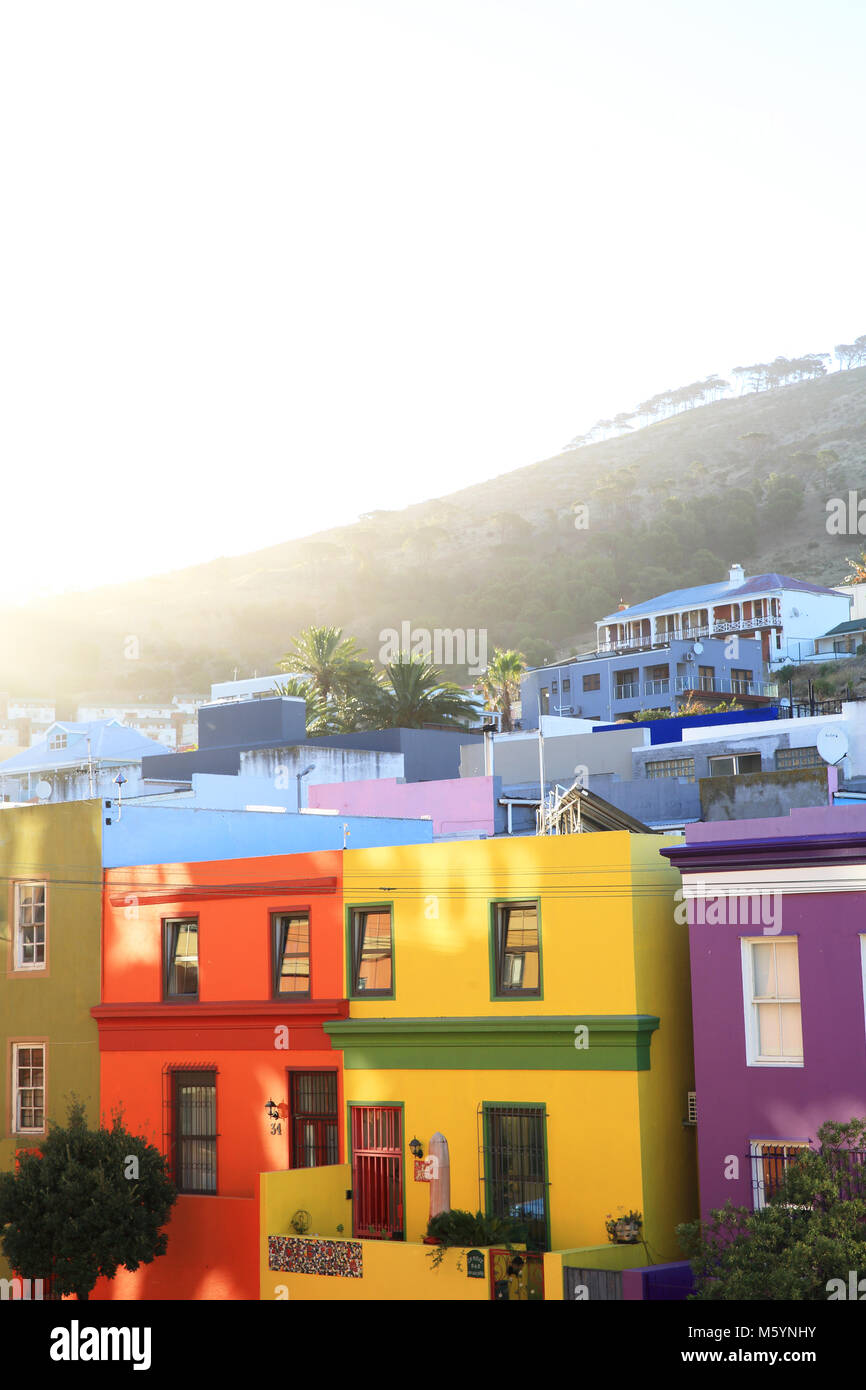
[728,563,745,587]
[616,597,628,611]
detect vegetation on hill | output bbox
[3,364,866,701]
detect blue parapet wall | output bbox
[591,706,780,745]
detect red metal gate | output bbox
[351,1106,404,1240]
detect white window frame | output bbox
[741,937,803,1067]
[749,1140,809,1210]
[13,881,46,971]
[11,1042,45,1134]
[708,752,762,776]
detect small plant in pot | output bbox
[424,1209,528,1269]
[605,1209,643,1244]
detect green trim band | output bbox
[324,1015,660,1070]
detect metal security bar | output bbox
[351,1106,403,1239]
[480,1104,549,1251]
[290,1071,338,1168]
[171,1070,217,1194]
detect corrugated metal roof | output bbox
[822,618,866,636]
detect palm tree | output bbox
[367,656,479,729]
[278,625,371,704]
[474,649,526,732]
[272,676,331,735]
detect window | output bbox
[12,1043,45,1133]
[582,673,600,692]
[538,688,550,714]
[742,938,803,1065]
[492,902,541,997]
[646,756,695,782]
[14,882,46,969]
[750,1141,808,1209]
[172,1070,217,1193]
[350,908,393,996]
[562,678,571,695]
[164,919,199,998]
[697,665,715,690]
[290,1071,338,1167]
[47,732,67,751]
[484,1104,549,1251]
[273,913,310,997]
[775,746,822,770]
[731,668,753,692]
[709,753,762,777]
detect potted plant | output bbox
[605,1209,643,1244]
[424,1209,528,1269]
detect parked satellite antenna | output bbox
[817,726,848,765]
[35,781,52,800]
[692,642,703,655]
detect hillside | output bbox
[4,366,866,702]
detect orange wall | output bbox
[94,1195,259,1302]
[102,850,344,1003]
[94,851,345,1301]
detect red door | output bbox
[351,1106,404,1240]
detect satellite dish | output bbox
[35,780,52,800]
[817,726,848,765]
[692,642,703,655]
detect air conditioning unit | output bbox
[685,1091,697,1126]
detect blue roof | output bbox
[0,720,170,777]
[599,573,844,625]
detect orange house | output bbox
[91,850,347,1301]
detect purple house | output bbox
[663,804,866,1218]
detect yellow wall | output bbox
[259,1168,489,1301]
[338,833,694,1263]
[341,1067,644,1253]
[344,834,654,1018]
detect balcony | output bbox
[644,679,670,696]
[615,683,640,700]
[675,676,779,698]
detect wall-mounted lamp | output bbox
[409,1137,424,1159]
[265,1098,280,1123]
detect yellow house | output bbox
[260,831,696,1301]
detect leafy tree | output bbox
[474,649,526,732]
[679,1118,866,1300]
[365,656,478,729]
[0,1100,176,1301]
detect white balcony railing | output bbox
[675,676,779,698]
[615,682,640,700]
[644,679,670,696]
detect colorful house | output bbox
[663,803,866,1219]
[260,832,698,1301]
[92,850,349,1300]
[0,796,433,1291]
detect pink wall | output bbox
[308,776,496,838]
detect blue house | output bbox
[521,635,774,728]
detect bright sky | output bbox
[2,0,864,603]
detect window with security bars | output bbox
[350,908,393,996]
[12,1043,45,1133]
[750,1142,808,1209]
[14,882,46,969]
[164,919,199,998]
[273,913,310,996]
[646,757,695,782]
[492,902,540,997]
[742,938,802,1065]
[775,746,822,770]
[172,1070,217,1193]
[483,1104,549,1251]
[290,1071,338,1168]
[351,1105,403,1239]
